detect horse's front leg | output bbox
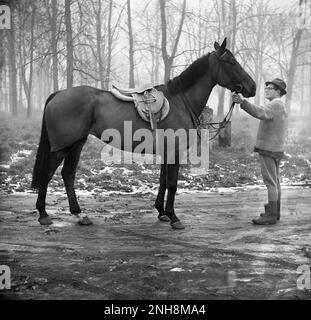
[165,163,185,229]
[155,164,170,222]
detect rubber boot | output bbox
[260,202,280,221]
[252,201,278,225]
[260,203,269,217]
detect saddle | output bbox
[110,84,170,131]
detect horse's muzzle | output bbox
[238,82,256,98]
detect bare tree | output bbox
[93,0,105,89]
[159,0,187,82]
[105,0,113,89]
[285,28,303,113]
[0,36,4,72]
[19,2,36,118]
[7,7,18,116]
[0,31,6,111]
[65,0,73,88]
[137,1,161,86]
[309,64,311,115]
[45,0,59,91]
[213,0,238,117]
[127,0,135,87]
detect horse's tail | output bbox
[31,91,59,190]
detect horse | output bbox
[31,38,256,229]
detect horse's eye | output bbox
[219,52,235,65]
[223,57,235,65]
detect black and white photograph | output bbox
[0,0,311,304]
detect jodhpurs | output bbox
[259,155,281,202]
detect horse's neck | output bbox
[183,75,216,117]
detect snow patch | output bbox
[10,149,32,164]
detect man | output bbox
[232,78,288,225]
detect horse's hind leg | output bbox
[37,151,67,225]
[165,163,185,230]
[61,137,91,225]
[155,164,170,222]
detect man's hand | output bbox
[232,93,244,105]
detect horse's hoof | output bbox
[38,216,53,226]
[170,221,185,230]
[78,216,93,226]
[158,214,170,222]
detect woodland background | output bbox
[0,0,310,118]
[0,0,311,194]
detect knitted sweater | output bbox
[241,98,288,153]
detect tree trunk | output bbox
[286,28,303,114]
[217,87,225,117]
[43,64,51,106]
[0,31,4,72]
[4,67,9,112]
[37,69,43,111]
[147,2,160,85]
[7,26,18,116]
[65,0,73,88]
[215,0,238,117]
[160,0,186,82]
[309,64,311,116]
[95,0,104,89]
[300,67,304,114]
[127,0,135,88]
[105,0,113,89]
[5,67,9,112]
[0,65,4,111]
[26,4,36,118]
[154,10,160,85]
[229,0,237,53]
[51,0,59,91]
[19,70,23,110]
[160,0,170,82]
[0,37,5,111]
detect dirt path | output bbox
[1,187,311,300]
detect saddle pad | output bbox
[111,83,154,95]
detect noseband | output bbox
[214,51,247,94]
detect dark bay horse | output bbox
[31,39,256,229]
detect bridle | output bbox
[182,49,244,141]
[207,50,249,140]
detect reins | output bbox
[182,88,240,142]
[206,84,242,141]
[206,99,236,141]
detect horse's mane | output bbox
[167,53,211,95]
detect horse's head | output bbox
[211,38,256,98]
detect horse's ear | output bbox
[214,41,220,50]
[220,38,227,51]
